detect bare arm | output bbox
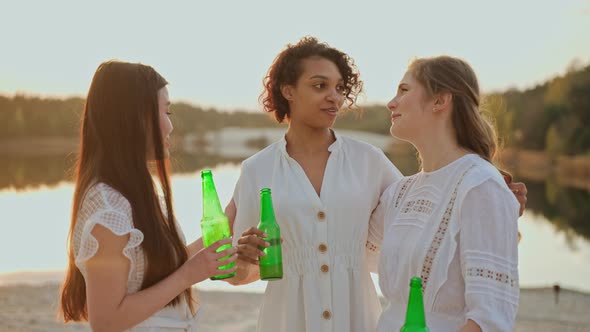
[226,227,267,285]
[225,199,237,234]
[458,319,483,332]
[228,232,265,286]
[85,225,237,332]
[224,199,268,285]
[227,259,260,285]
[186,238,204,257]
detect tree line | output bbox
[1,64,589,156]
[487,64,590,156]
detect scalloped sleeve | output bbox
[72,184,144,285]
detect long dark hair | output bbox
[60,61,194,322]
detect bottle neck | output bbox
[202,176,223,216]
[260,192,276,224]
[405,285,427,327]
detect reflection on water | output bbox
[0,154,77,191]
[1,132,589,292]
[525,179,590,244]
[2,147,589,245]
[0,152,243,192]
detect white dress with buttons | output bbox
[232,132,402,332]
[374,154,520,332]
[73,183,200,331]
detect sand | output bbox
[1,284,589,331]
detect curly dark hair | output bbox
[260,36,363,123]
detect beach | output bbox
[1,284,589,332]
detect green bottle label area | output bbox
[263,238,282,246]
[258,224,283,280]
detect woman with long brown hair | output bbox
[59,60,237,331]
[377,56,520,331]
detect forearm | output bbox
[186,238,204,257]
[226,260,260,285]
[458,319,482,332]
[89,267,191,332]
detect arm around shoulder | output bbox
[226,161,265,285]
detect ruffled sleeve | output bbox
[73,184,144,281]
[365,150,404,273]
[459,179,520,331]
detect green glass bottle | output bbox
[400,277,429,332]
[200,170,236,280]
[258,188,283,280]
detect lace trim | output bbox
[395,176,416,208]
[365,241,379,252]
[463,249,517,270]
[420,164,476,292]
[466,267,517,288]
[402,199,434,215]
[366,241,379,253]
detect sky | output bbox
[1,0,589,110]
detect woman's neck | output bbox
[285,124,335,155]
[414,127,470,172]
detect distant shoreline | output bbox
[2,134,589,190]
[0,136,78,156]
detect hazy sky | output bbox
[1,0,589,110]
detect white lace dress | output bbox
[373,154,520,332]
[72,182,200,331]
[232,132,403,332]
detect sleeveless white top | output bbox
[72,182,200,331]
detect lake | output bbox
[1,129,589,294]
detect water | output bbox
[1,131,589,294]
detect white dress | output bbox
[232,131,403,332]
[73,182,200,331]
[375,154,520,332]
